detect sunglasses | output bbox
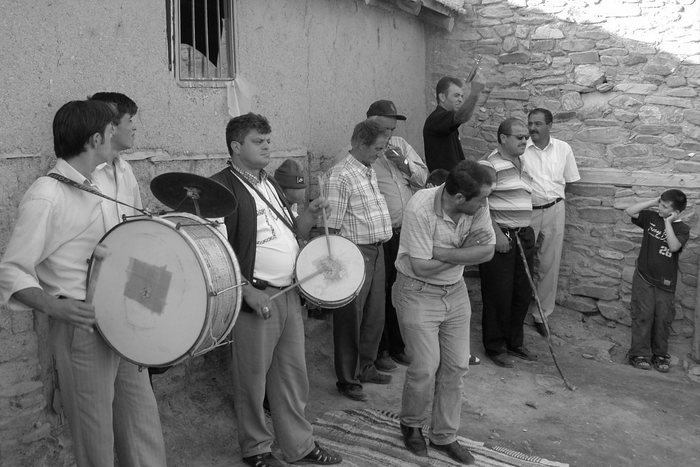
[504,134,529,141]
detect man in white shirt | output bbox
[366,100,428,371]
[522,108,580,336]
[0,100,166,467]
[89,92,143,229]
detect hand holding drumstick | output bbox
[317,175,333,258]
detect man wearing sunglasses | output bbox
[522,108,580,337]
[478,118,537,368]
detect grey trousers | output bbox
[333,244,386,388]
[50,319,167,467]
[231,289,315,462]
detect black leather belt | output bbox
[251,278,290,291]
[533,198,563,210]
[500,226,528,234]
[360,242,384,247]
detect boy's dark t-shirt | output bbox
[632,210,690,292]
[423,106,464,172]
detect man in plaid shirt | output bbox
[323,119,393,402]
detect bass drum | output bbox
[87,213,242,367]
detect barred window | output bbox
[167,0,236,82]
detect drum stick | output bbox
[515,235,575,391]
[269,268,325,301]
[317,175,333,257]
[86,244,110,305]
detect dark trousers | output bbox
[630,270,675,358]
[333,244,386,388]
[479,227,535,356]
[378,230,405,357]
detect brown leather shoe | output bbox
[488,353,514,368]
[429,440,475,464]
[375,354,397,372]
[507,346,538,361]
[337,385,368,401]
[359,371,392,385]
[400,423,427,456]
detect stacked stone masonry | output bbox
[427,0,700,333]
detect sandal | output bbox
[294,442,342,465]
[652,355,670,373]
[629,356,651,370]
[242,452,285,467]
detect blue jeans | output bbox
[392,272,470,444]
[630,269,675,358]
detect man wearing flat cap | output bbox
[366,100,428,372]
[274,159,308,217]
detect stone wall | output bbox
[426,0,700,331]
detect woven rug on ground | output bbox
[311,408,569,467]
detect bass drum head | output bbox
[91,218,207,366]
[296,235,365,309]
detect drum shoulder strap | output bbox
[228,167,299,236]
[46,173,147,215]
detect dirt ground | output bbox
[27,300,700,467]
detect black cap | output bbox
[366,100,407,121]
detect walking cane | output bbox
[515,234,576,391]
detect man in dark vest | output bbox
[211,113,341,467]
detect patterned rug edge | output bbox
[311,408,569,467]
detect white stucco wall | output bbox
[0,0,425,161]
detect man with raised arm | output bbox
[423,71,485,172]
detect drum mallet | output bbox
[515,235,576,391]
[268,268,327,301]
[86,244,110,305]
[317,175,333,258]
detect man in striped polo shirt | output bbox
[478,118,537,368]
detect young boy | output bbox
[625,190,690,372]
[273,158,307,217]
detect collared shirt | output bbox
[522,137,580,206]
[324,154,392,245]
[479,149,533,229]
[92,156,143,230]
[373,136,428,228]
[0,159,106,306]
[395,185,495,285]
[229,166,298,287]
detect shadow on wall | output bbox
[426,0,700,329]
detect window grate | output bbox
[167,0,236,82]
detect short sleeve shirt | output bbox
[479,149,533,229]
[395,185,495,284]
[423,106,464,172]
[633,210,689,292]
